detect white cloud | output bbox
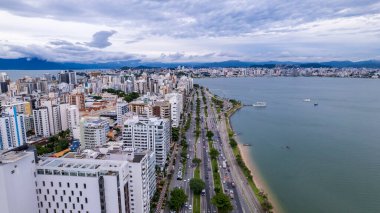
[0,1,379,62]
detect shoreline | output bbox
[237,142,283,213]
[226,104,282,213]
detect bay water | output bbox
[196,77,380,213]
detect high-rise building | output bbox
[123,116,170,169]
[165,92,183,127]
[66,105,80,139]
[80,118,109,149]
[33,107,51,137]
[0,72,9,82]
[150,101,171,121]
[116,100,128,125]
[0,105,28,150]
[59,103,69,131]
[0,144,156,213]
[69,93,85,111]
[58,71,76,84]
[0,102,27,150]
[126,149,157,212]
[0,150,38,213]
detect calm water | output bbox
[196,77,380,213]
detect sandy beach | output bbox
[238,142,283,213]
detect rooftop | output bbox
[0,150,33,164]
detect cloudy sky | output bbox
[0,0,380,63]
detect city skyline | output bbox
[0,0,380,63]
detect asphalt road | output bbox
[166,91,196,213]
[205,90,264,213]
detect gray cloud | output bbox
[125,37,144,44]
[1,40,138,63]
[0,0,379,38]
[85,30,116,48]
[0,0,380,62]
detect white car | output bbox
[188,205,193,210]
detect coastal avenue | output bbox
[165,86,263,213]
[204,88,264,213]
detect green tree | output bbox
[192,158,201,166]
[229,138,237,148]
[93,96,102,100]
[211,193,233,213]
[206,130,214,140]
[209,148,219,160]
[172,127,179,142]
[168,188,188,212]
[190,178,206,194]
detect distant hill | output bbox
[0,58,379,70]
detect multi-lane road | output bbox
[205,89,264,213]
[165,87,264,213]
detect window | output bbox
[85,198,88,203]
[75,183,78,188]
[79,191,82,196]
[64,203,67,208]
[67,183,70,188]
[77,197,79,203]
[59,182,62,187]
[42,181,45,187]
[83,184,86,189]
[51,182,53,187]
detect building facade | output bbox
[122,116,170,169]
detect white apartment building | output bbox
[0,105,27,150]
[165,92,183,127]
[0,150,38,213]
[59,103,69,131]
[123,116,170,169]
[67,105,80,139]
[116,100,128,125]
[41,100,57,135]
[80,118,109,149]
[125,149,156,212]
[0,144,156,213]
[33,107,51,137]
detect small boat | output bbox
[243,144,252,146]
[314,103,318,106]
[286,146,290,149]
[253,102,267,107]
[304,98,311,102]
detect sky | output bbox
[0,0,379,63]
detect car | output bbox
[184,202,189,208]
[188,204,192,210]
